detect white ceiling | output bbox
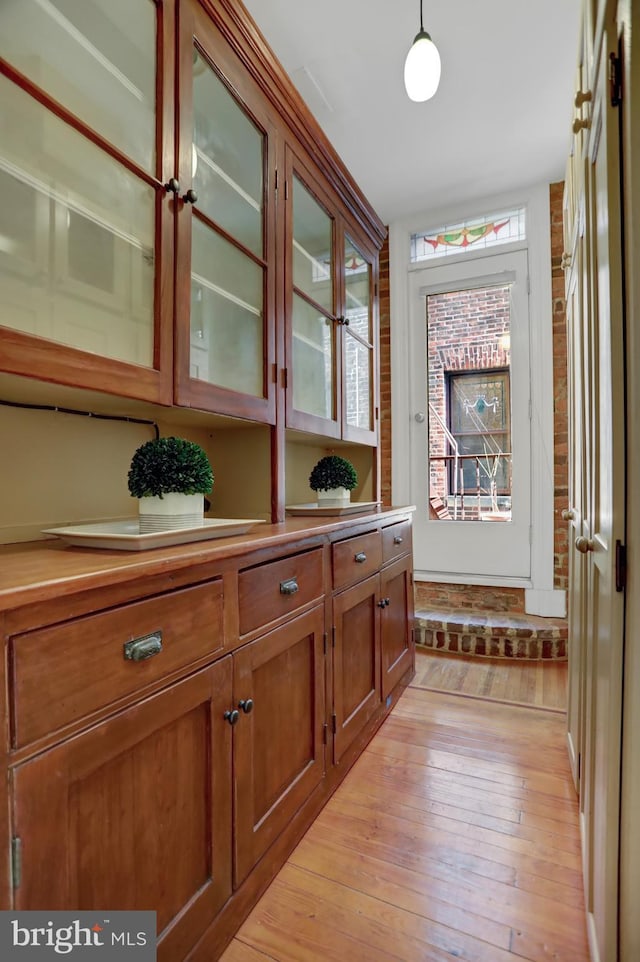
[242,0,582,225]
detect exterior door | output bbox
[409,249,531,579]
[579,26,626,962]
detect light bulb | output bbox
[404,30,441,102]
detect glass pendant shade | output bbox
[404,29,441,102]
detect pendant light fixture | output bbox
[404,0,441,102]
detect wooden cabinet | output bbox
[0,509,414,961]
[12,659,233,962]
[232,605,325,885]
[285,149,379,445]
[330,520,414,764]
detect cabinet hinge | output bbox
[577,751,581,781]
[331,625,336,647]
[323,631,328,655]
[284,178,289,201]
[322,722,328,744]
[610,52,622,107]
[616,540,627,592]
[331,713,337,734]
[272,363,278,384]
[375,406,379,421]
[275,168,278,192]
[282,367,288,389]
[11,837,21,889]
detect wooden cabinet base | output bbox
[185,663,414,962]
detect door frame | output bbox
[389,183,564,615]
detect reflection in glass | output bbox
[345,335,372,430]
[190,218,264,397]
[292,176,333,312]
[344,236,371,340]
[292,294,333,419]
[192,49,263,258]
[0,0,156,172]
[0,75,155,364]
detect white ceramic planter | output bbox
[138,492,204,533]
[316,487,351,506]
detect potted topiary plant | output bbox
[309,454,358,505]
[128,436,214,533]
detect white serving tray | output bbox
[43,518,266,551]
[285,501,381,517]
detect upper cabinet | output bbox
[285,151,378,445]
[174,1,277,422]
[0,0,175,403]
[0,0,384,441]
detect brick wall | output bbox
[378,184,569,608]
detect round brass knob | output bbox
[575,536,594,554]
[561,508,576,521]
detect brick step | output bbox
[415,607,568,660]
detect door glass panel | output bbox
[0,75,155,365]
[0,0,156,172]
[190,218,264,396]
[344,236,371,340]
[427,284,512,520]
[292,176,333,312]
[192,49,263,258]
[292,293,333,419]
[345,334,372,430]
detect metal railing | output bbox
[429,451,512,520]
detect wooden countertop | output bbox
[0,506,415,612]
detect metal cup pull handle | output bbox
[123,631,163,662]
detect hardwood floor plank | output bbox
[219,683,589,962]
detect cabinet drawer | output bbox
[332,530,382,591]
[11,580,224,748]
[238,548,324,636]
[382,520,412,564]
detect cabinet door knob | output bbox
[562,508,576,521]
[224,709,240,726]
[574,89,592,107]
[354,552,367,563]
[238,699,254,714]
[123,631,163,662]
[280,577,299,595]
[575,536,594,554]
[378,598,390,608]
[393,535,403,545]
[183,187,198,204]
[164,177,180,195]
[572,117,590,134]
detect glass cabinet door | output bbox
[174,2,276,422]
[0,0,174,404]
[286,164,339,437]
[342,233,377,444]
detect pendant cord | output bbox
[420,0,424,32]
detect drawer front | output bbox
[382,519,412,564]
[238,548,324,636]
[332,530,382,591]
[11,580,224,747]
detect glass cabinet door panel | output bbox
[293,176,333,313]
[343,236,374,433]
[0,75,155,365]
[0,0,156,173]
[345,335,372,431]
[192,49,263,258]
[190,218,264,397]
[292,293,334,419]
[344,236,372,340]
[293,295,335,419]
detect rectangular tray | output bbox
[43,518,266,551]
[285,501,381,517]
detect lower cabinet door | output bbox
[232,605,326,886]
[380,555,415,698]
[332,573,381,765]
[11,658,233,962]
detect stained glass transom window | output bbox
[410,207,526,262]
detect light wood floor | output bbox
[220,655,586,962]
[412,649,568,711]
